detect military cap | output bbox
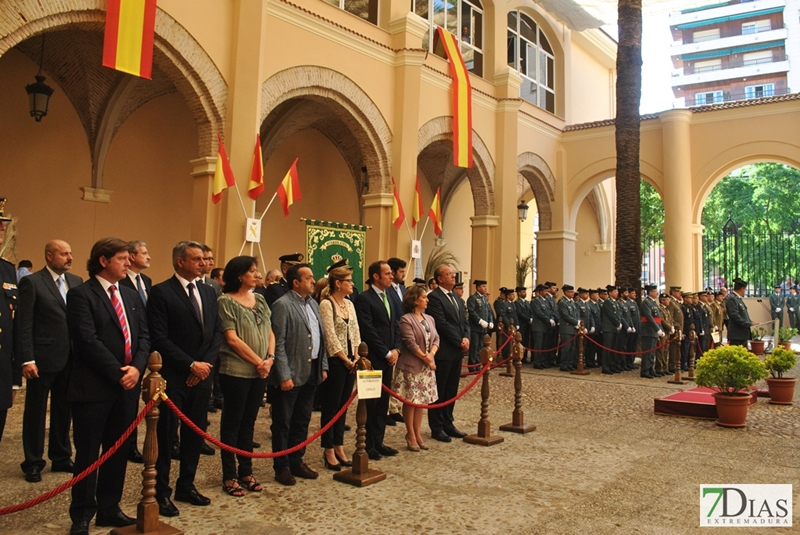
[545,281,557,287]
[659,293,670,299]
[669,286,682,292]
[562,284,574,291]
[598,287,608,294]
[0,198,11,222]
[503,287,515,295]
[774,285,782,289]
[588,288,598,294]
[577,287,589,293]
[644,284,657,291]
[279,253,304,265]
[681,291,695,298]
[473,279,487,286]
[713,291,722,297]
[515,286,526,292]
[413,277,426,285]
[327,258,350,273]
[498,287,507,293]
[454,281,464,289]
[605,284,616,292]
[697,290,707,296]
[534,284,544,292]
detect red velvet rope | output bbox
[0,398,156,517]
[583,334,676,355]
[163,389,357,459]
[520,332,582,354]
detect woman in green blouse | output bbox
[218,256,274,497]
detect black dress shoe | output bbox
[95,510,136,527]
[156,496,180,517]
[24,467,42,483]
[128,448,144,464]
[335,453,352,467]
[274,467,296,486]
[376,444,399,456]
[385,417,396,426]
[390,413,404,423]
[367,448,383,460]
[199,441,215,456]
[69,520,90,535]
[431,430,452,443]
[290,462,319,479]
[444,427,467,439]
[51,460,74,473]
[252,441,261,449]
[344,424,352,431]
[323,456,341,471]
[174,488,211,506]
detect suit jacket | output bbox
[726,293,752,341]
[426,287,469,361]
[146,275,222,389]
[66,277,149,403]
[120,271,152,303]
[16,268,83,373]
[270,290,327,387]
[354,287,402,371]
[397,313,440,375]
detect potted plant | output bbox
[750,327,767,355]
[764,347,797,405]
[777,326,798,351]
[694,345,769,427]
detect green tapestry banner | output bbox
[305,219,367,287]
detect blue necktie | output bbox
[136,275,147,305]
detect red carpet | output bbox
[654,386,758,419]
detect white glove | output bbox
[575,324,580,330]
[479,319,488,328]
[530,318,533,324]
[590,327,596,334]
[658,330,665,337]
[670,326,675,334]
[791,308,795,312]
[489,322,494,329]
[549,319,555,327]
[776,308,782,312]
[713,326,718,332]
[631,327,636,333]
[617,324,622,331]
[627,327,633,333]
[700,331,705,335]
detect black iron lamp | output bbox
[517,200,529,222]
[25,35,54,122]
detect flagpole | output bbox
[404,216,413,241]
[233,182,248,221]
[258,192,278,222]
[419,217,430,242]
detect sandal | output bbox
[240,475,263,492]
[222,479,246,497]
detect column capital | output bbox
[395,48,427,68]
[470,215,500,227]
[536,230,578,242]
[692,223,705,235]
[190,157,217,176]
[493,67,523,98]
[389,12,428,49]
[362,192,393,208]
[659,108,693,125]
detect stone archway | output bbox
[517,151,555,231]
[259,66,392,196]
[417,116,495,217]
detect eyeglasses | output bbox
[252,309,263,326]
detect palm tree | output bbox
[614,0,643,288]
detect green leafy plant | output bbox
[515,255,532,288]
[764,347,797,379]
[424,246,459,281]
[750,326,767,341]
[694,345,769,395]
[778,326,798,343]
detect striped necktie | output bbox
[109,285,132,365]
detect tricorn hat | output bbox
[279,253,304,265]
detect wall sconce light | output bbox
[361,166,368,193]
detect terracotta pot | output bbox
[766,377,797,405]
[779,341,793,351]
[750,340,766,355]
[712,392,751,428]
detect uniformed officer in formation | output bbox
[544,282,560,366]
[493,287,517,360]
[769,285,786,330]
[556,285,581,371]
[667,287,685,374]
[530,285,552,368]
[601,285,623,374]
[585,289,602,368]
[694,291,710,357]
[622,288,640,370]
[656,293,675,376]
[681,292,700,370]
[787,286,800,329]
[514,286,532,363]
[259,253,303,308]
[638,284,663,378]
[466,280,494,366]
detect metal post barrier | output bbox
[464,335,504,446]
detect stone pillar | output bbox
[190,157,219,246]
[363,193,394,262]
[660,110,694,290]
[535,230,578,284]
[471,215,499,283]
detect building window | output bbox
[692,28,720,43]
[507,10,555,113]
[742,50,773,66]
[745,83,775,99]
[413,0,484,77]
[324,0,378,24]
[741,19,771,35]
[693,58,722,73]
[694,91,723,105]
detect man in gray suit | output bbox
[18,240,82,483]
[269,263,328,486]
[726,278,756,346]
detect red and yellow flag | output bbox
[212,133,235,205]
[103,0,158,79]
[277,158,301,217]
[428,187,443,236]
[436,27,473,169]
[391,177,405,229]
[412,175,424,227]
[248,134,265,200]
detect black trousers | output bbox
[602,332,617,373]
[428,354,461,433]
[21,369,72,472]
[269,361,318,471]
[320,358,354,449]
[365,363,393,451]
[219,374,266,481]
[156,383,210,498]
[70,392,137,523]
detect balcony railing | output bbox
[685,53,787,74]
[686,86,791,106]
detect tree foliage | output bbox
[640,180,664,251]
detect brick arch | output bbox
[259,66,392,194]
[417,116,495,217]
[0,0,226,157]
[517,151,555,231]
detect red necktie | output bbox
[109,285,132,365]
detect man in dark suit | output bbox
[0,199,21,443]
[118,240,152,464]
[355,261,403,459]
[147,241,222,516]
[18,240,82,483]
[426,264,470,443]
[66,238,150,535]
[386,257,407,424]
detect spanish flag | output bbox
[428,187,443,236]
[391,177,405,229]
[103,0,158,79]
[248,134,265,200]
[212,133,235,205]
[412,175,424,227]
[436,27,473,169]
[277,158,301,217]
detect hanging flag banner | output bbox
[435,27,473,169]
[305,220,367,289]
[211,133,236,205]
[248,134,265,200]
[103,0,158,79]
[391,176,405,229]
[428,187,443,236]
[277,158,301,216]
[412,175,424,228]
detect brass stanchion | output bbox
[571,322,590,376]
[464,335,504,446]
[667,330,685,384]
[499,321,515,377]
[334,342,385,487]
[500,330,536,434]
[112,352,181,535]
[686,324,696,381]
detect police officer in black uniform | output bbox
[259,253,303,308]
[0,198,21,441]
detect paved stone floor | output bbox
[0,358,797,535]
